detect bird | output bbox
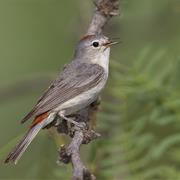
[4,34,117,164]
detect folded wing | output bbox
[21,62,104,123]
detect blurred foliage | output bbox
[0,0,180,179]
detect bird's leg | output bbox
[58,111,85,129]
[54,115,62,126]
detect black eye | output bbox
[92,41,99,47]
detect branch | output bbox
[87,0,119,35]
[57,0,120,180]
[59,124,100,180]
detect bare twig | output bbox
[87,0,119,35]
[57,0,119,180]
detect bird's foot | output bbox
[59,112,86,129]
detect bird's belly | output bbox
[54,78,107,115]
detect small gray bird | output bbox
[5,34,117,164]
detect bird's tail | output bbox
[4,120,45,164]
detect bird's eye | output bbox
[92,41,99,47]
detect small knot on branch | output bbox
[58,145,71,164]
[87,0,119,35]
[94,0,119,16]
[82,130,101,144]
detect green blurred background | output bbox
[0,0,180,179]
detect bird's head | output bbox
[74,34,117,62]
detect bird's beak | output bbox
[103,41,118,47]
[103,41,118,51]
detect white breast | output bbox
[92,47,110,73]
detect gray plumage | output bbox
[5,34,112,164]
[21,62,105,123]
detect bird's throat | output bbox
[92,47,110,73]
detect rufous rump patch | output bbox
[30,112,49,128]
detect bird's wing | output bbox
[21,62,105,123]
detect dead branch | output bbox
[57,0,119,180]
[87,0,119,35]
